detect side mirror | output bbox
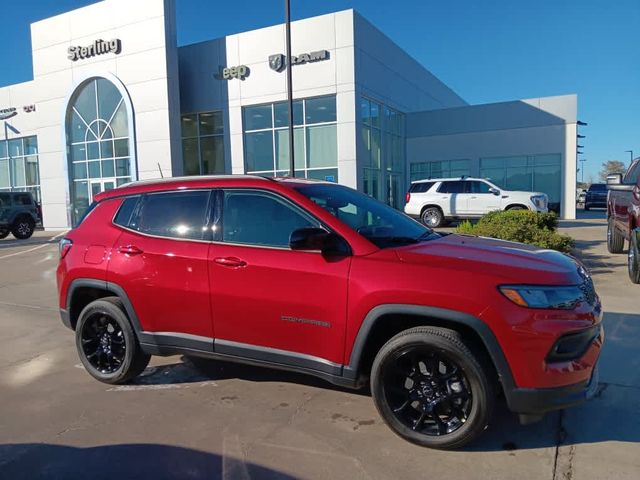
[289,227,350,256]
[489,187,500,195]
[607,174,622,185]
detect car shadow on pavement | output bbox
[571,239,618,275]
[0,443,297,480]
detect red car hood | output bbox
[394,234,584,285]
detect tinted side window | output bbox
[137,191,211,240]
[438,181,465,194]
[222,190,319,248]
[410,182,434,193]
[470,181,492,194]
[0,193,10,207]
[114,196,140,228]
[14,194,33,205]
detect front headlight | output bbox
[530,195,547,209]
[499,285,584,309]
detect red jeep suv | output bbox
[57,176,603,449]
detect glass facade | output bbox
[360,97,405,208]
[409,159,471,182]
[0,136,41,203]
[66,78,131,224]
[479,154,562,208]
[243,95,338,181]
[181,111,225,175]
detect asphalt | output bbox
[0,208,638,479]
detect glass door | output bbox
[89,178,116,202]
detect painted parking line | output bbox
[0,231,66,260]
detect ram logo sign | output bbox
[268,50,329,72]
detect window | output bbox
[469,181,492,194]
[113,196,140,228]
[409,159,471,183]
[14,193,33,205]
[222,190,318,248]
[0,192,10,207]
[181,111,225,175]
[438,181,466,194]
[480,154,562,207]
[0,136,41,205]
[588,184,607,192]
[66,77,133,225]
[361,97,405,208]
[409,182,435,193]
[136,191,211,240]
[243,96,338,181]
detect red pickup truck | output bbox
[606,159,640,283]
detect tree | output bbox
[599,160,627,181]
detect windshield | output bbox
[294,183,438,248]
[588,184,607,191]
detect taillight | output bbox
[59,238,73,259]
[405,192,411,204]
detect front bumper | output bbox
[507,363,599,414]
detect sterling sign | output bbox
[268,50,329,72]
[68,39,122,62]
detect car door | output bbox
[108,190,214,343]
[208,188,350,368]
[467,181,500,215]
[438,181,469,215]
[616,163,640,231]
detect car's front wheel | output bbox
[629,229,640,284]
[607,217,625,253]
[76,297,150,384]
[11,216,35,239]
[421,207,445,228]
[371,327,494,450]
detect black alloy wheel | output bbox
[80,313,127,374]
[11,216,35,239]
[371,327,494,449]
[382,348,472,437]
[76,297,150,384]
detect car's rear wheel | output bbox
[607,217,625,253]
[421,207,445,228]
[371,327,494,450]
[11,216,35,239]
[76,297,150,384]
[628,229,640,284]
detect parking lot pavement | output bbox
[0,214,638,479]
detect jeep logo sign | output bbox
[68,39,122,62]
[268,50,329,72]
[216,65,250,81]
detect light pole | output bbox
[625,150,634,167]
[285,0,295,177]
[579,158,587,184]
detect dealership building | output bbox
[0,0,578,229]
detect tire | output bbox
[421,207,445,228]
[11,216,35,239]
[628,229,640,284]
[607,217,625,254]
[370,327,494,450]
[75,297,150,384]
[0,229,9,239]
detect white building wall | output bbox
[2,0,180,229]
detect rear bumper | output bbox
[507,363,599,414]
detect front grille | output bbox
[580,278,596,305]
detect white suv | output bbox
[404,177,548,228]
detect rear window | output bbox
[0,193,10,208]
[113,196,140,228]
[136,191,211,240]
[410,182,435,193]
[438,181,466,194]
[588,184,607,191]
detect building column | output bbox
[562,122,577,220]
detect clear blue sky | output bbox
[1,0,638,182]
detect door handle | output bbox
[214,256,247,268]
[118,245,143,255]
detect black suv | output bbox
[0,192,39,239]
[584,183,608,210]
